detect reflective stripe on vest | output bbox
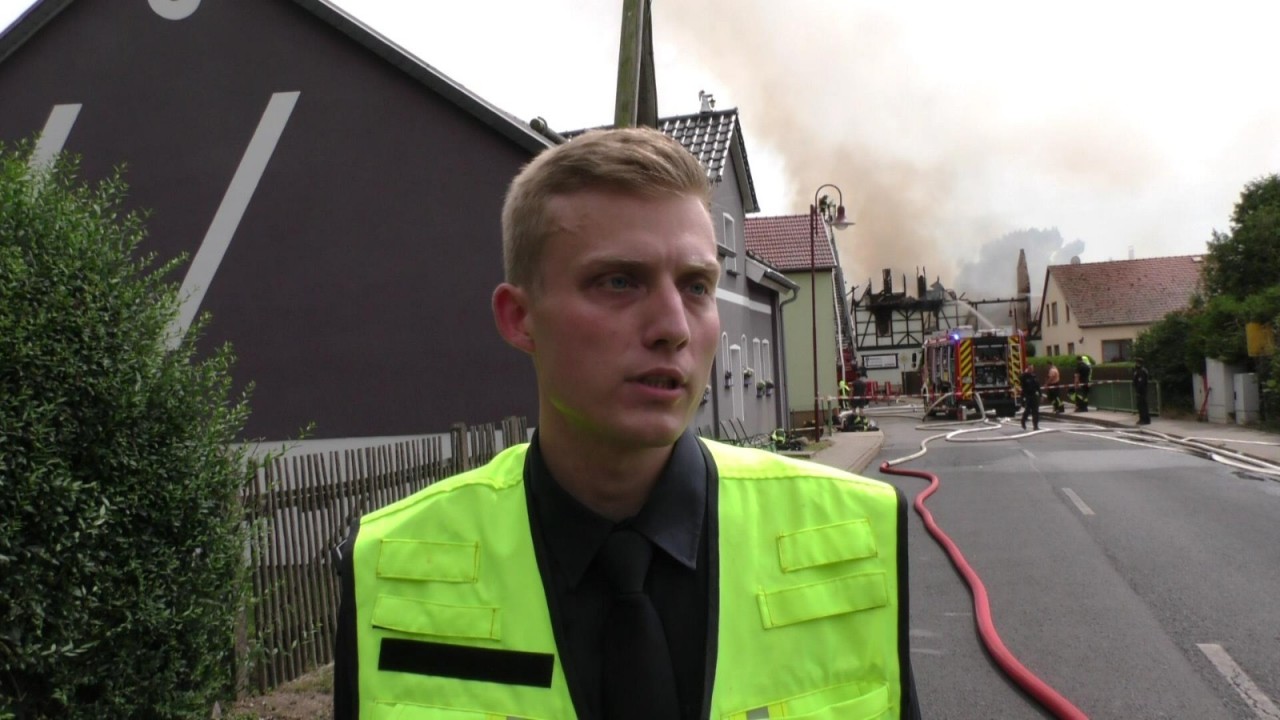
[350,440,905,719]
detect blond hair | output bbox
[501,127,711,289]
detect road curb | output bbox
[847,431,885,475]
[1050,411,1280,470]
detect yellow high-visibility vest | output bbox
[348,440,907,719]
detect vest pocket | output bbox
[725,681,889,720]
[374,700,537,720]
[372,594,500,640]
[756,572,888,628]
[377,539,480,583]
[777,519,877,572]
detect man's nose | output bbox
[642,282,691,349]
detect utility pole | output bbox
[614,0,658,128]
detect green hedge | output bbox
[0,147,254,718]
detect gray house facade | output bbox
[656,105,794,439]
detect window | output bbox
[1051,302,1059,326]
[874,309,891,337]
[730,344,744,421]
[752,338,762,379]
[720,333,730,388]
[1067,342,1075,356]
[762,340,772,382]
[1102,339,1133,362]
[1066,305,1071,323]
[722,214,737,274]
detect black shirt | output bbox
[525,430,713,720]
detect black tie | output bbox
[598,527,681,720]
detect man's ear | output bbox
[492,283,535,355]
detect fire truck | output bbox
[920,326,1027,419]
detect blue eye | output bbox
[605,275,634,290]
[688,281,709,296]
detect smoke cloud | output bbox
[656,1,1152,297]
[953,228,1085,300]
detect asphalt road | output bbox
[863,413,1280,720]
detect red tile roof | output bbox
[744,214,835,271]
[1047,255,1204,326]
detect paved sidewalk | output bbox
[807,430,886,476]
[1041,406,1280,466]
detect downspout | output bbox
[778,287,800,429]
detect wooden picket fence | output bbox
[238,416,529,693]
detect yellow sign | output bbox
[1246,322,1275,357]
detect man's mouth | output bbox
[636,375,681,390]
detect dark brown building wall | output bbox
[0,0,541,440]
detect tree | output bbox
[1202,174,1280,299]
[1,145,254,718]
[1133,311,1197,409]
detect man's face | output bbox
[506,190,720,451]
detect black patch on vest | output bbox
[378,638,555,687]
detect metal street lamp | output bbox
[810,184,853,439]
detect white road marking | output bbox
[1061,487,1095,516]
[29,103,81,170]
[170,91,299,348]
[1197,643,1280,719]
[1021,448,1036,459]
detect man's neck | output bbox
[536,428,677,522]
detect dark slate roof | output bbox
[561,108,761,213]
[1046,255,1204,327]
[658,109,759,212]
[0,0,553,154]
[744,214,836,271]
[657,111,734,183]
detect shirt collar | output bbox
[525,430,707,588]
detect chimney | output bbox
[699,90,716,113]
[882,268,893,294]
[1016,249,1030,296]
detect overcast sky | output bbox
[4,1,1279,297]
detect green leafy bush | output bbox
[0,146,253,718]
[1132,311,1197,410]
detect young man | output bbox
[333,128,919,719]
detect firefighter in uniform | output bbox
[1133,357,1152,425]
[1070,355,1092,412]
[1020,367,1041,430]
[332,129,920,719]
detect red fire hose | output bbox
[880,461,1089,720]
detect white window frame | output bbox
[722,213,738,274]
[730,344,744,421]
[762,340,772,383]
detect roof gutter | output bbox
[0,0,75,66]
[530,117,567,145]
[745,255,799,293]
